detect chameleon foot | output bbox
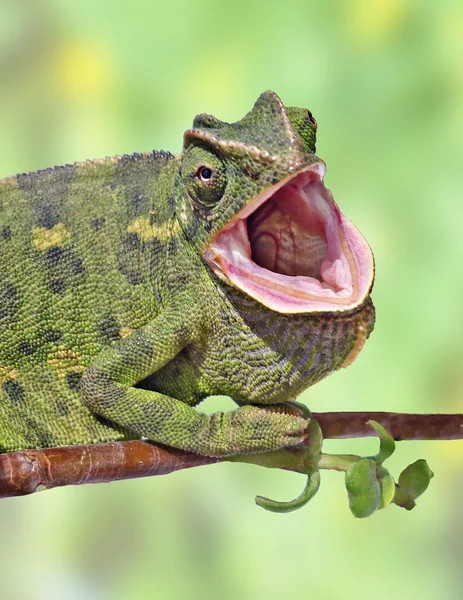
[253,402,324,513]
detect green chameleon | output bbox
[0,91,375,456]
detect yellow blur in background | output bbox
[0,1,462,598]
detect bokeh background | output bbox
[0,0,462,598]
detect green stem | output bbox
[317,453,360,472]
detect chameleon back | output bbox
[0,152,178,450]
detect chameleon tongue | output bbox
[203,168,374,314]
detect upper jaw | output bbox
[202,162,374,314]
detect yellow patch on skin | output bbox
[47,348,85,379]
[0,176,19,189]
[127,217,180,242]
[119,327,135,338]
[0,366,18,385]
[32,223,71,252]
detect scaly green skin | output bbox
[0,91,374,456]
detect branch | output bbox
[0,441,218,498]
[0,411,461,499]
[313,411,463,440]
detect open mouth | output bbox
[203,162,374,313]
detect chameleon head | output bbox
[178,90,374,314]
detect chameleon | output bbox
[0,90,375,457]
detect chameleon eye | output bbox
[182,145,227,209]
[196,166,214,182]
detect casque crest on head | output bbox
[179,91,374,316]
[184,90,317,170]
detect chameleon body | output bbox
[0,91,374,456]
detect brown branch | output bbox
[0,441,218,498]
[0,412,461,499]
[313,412,463,440]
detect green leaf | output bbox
[345,458,381,518]
[393,459,434,510]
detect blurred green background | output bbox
[0,0,462,598]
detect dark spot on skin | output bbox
[0,225,12,240]
[132,193,146,216]
[98,316,120,343]
[43,246,85,293]
[17,165,75,230]
[44,246,65,266]
[173,270,191,287]
[117,233,144,285]
[44,329,62,343]
[0,282,19,319]
[65,371,82,391]
[166,237,179,255]
[186,213,199,239]
[22,417,41,444]
[49,278,66,295]
[72,257,85,275]
[112,154,169,219]
[55,399,69,416]
[167,193,176,215]
[3,380,25,405]
[91,217,106,231]
[18,341,35,355]
[149,237,164,256]
[34,198,61,228]
[124,232,140,249]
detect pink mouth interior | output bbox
[203,164,374,313]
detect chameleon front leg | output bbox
[80,304,309,457]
